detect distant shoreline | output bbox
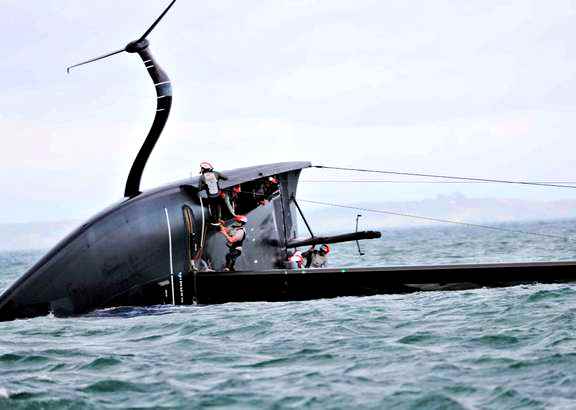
[2,214,576,253]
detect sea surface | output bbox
[2,219,576,409]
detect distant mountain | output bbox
[301,194,576,232]
[0,221,79,252]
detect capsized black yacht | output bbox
[1,0,575,322]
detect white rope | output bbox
[299,199,570,241]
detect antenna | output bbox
[67,0,177,73]
[67,0,177,198]
[355,214,365,256]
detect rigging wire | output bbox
[301,179,576,185]
[298,199,570,241]
[312,165,576,190]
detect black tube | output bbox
[287,230,381,248]
[124,46,173,198]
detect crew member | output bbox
[302,244,330,268]
[264,176,280,198]
[221,185,241,218]
[198,162,228,225]
[288,250,304,269]
[220,215,247,272]
[255,176,280,205]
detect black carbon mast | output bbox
[67,0,176,198]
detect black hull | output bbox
[4,260,576,321]
[194,261,576,303]
[0,163,309,322]
[109,260,576,308]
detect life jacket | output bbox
[289,251,304,269]
[309,251,327,268]
[203,171,220,197]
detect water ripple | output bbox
[3,221,576,408]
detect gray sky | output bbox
[2,0,576,223]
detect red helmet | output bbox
[233,185,241,193]
[268,176,278,184]
[320,244,330,254]
[234,215,248,224]
[200,162,213,171]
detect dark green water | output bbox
[2,220,576,409]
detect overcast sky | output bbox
[2,0,576,224]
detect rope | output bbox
[302,179,576,185]
[313,165,576,190]
[298,199,570,241]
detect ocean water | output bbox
[2,220,576,409]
